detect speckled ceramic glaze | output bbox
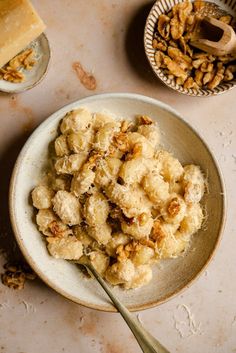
[144,0,236,96]
[9,93,226,312]
[0,33,50,94]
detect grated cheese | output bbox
[173,304,203,338]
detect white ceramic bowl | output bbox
[9,93,226,312]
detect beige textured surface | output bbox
[0,1,235,352]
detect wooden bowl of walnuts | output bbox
[144,0,236,96]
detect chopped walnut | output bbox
[116,244,129,261]
[186,14,195,27]
[120,120,133,133]
[183,77,198,89]
[138,115,153,125]
[9,48,36,70]
[48,220,72,238]
[164,56,188,80]
[176,76,186,85]
[116,239,156,262]
[203,71,215,85]
[224,66,235,81]
[137,213,149,226]
[116,240,146,262]
[192,58,207,69]
[0,48,36,84]
[179,36,187,55]
[173,1,193,23]
[113,132,129,152]
[186,44,194,57]
[155,51,166,68]
[151,220,165,241]
[126,241,142,253]
[158,14,171,40]
[195,70,204,87]
[139,238,156,249]
[168,47,192,71]
[152,38,167,51]
[0,67,24,83]
[193,1,205,12]
[88,152,103,166]
[207,66,225,89]
[1,262,37,290]
[1,272,26,290]
[200,62,214,73]
[129,144,142,159]
[170,16,185,40]
[192,52,214,61]
[169,40,179,48]
[167,197,180,216]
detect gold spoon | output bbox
[190,16,236,56]
[77,256,171,353]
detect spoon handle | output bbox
[85,264,171,353]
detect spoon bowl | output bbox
[190,16,236,56]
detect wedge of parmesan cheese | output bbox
[0,0,46,68]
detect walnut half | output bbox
[0,67,24,83]
[1,262,37,290]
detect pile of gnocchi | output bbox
[31,108,205,289]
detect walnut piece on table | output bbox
[1,262,37,290]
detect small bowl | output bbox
[9,93,226,311]
[0,33,50,94]
[144,0,236,96]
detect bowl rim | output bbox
[143,0,236,97]
[9,92,226,312]
[0,33,51,94]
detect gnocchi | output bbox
[54,135,70,157]
[67,128,94,154]
[84,191,109,226]
[52,190,82,225]
[55,153,87,175]
[71,166,95,196]
[142,171,169,205]
[60,108,92,134]
[32,107,206,290]
[47,236,83,260]
[182,165,205,203]
[32,186,54,209]
[121,215,154,239]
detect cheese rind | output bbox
[0,0,46,68]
